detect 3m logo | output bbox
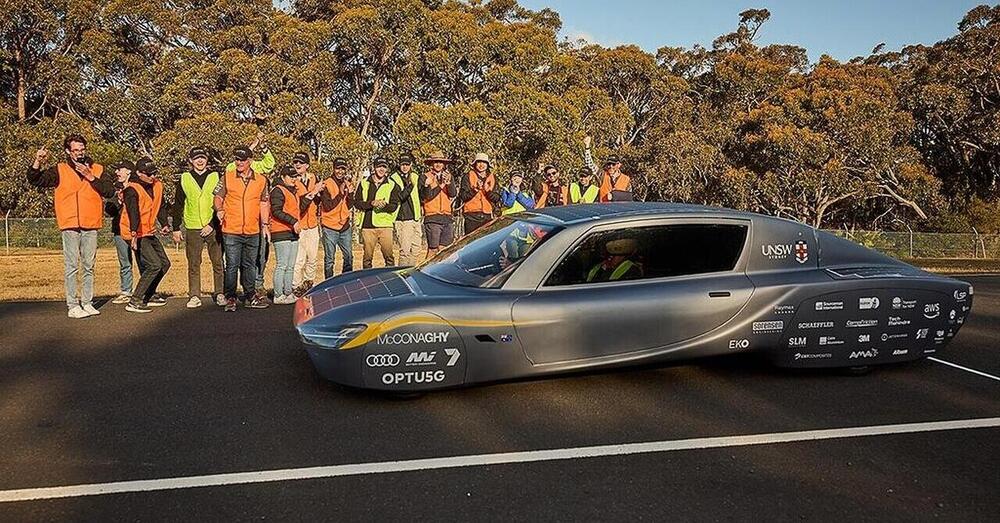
[406,351,437,365]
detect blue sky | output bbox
[519,0,984,61]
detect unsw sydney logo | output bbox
[761,240,809,264]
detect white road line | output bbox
[2,417,1000,503]
[929,357,1000,382]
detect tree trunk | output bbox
[15,48,26,121]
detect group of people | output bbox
[28,133,633,318]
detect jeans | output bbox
[223,233,260,301]
[62,229,98,309]
[361,228,394,269]
[133,236,171,304]
[322,226,354,279]
[184,228,224,297]
[293,226,320,287]
[113,235,134,295]
[394,219,422,267]
[254,232,270,291]
[272,240,298,297]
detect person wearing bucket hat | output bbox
[122,157,171,313]
[419,150,458,259]
[353,156,400,269]
[458,152,500,234]
[170,145,226,309]
[290,151,323,296]
[319,157,355,277]
[389,153,423,266]
[583,135,633,202]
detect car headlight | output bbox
[298,324,368,350]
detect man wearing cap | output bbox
[583,136,633,202]
[171,146,225,309]
[122,158,171,313]
[105,160,136,305]
[458,153,500,235]
[389,154,423,266]
[27,134,115,318]
[270,164,315,304]
[500,172,535,215]
[533,163,569,208]
[319,157,355,277]
[213,142,272,311]
[419,151,458,259]
[570,168,600,204]
[586,237,643,283]
[291,152,322,295]
[354,157,400,269]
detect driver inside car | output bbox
[586,237,643,283]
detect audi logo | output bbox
[366,354,400,367]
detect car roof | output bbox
[522,202,760,225]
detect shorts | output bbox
[423,220,455,249]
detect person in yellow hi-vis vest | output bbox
[500,172,536,215]
[353,157,400,269]
[570,168,600,204]
[171,146,225,309]
[389,154,423,267]
[586,238,643,283]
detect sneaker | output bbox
[279,294,297,305]
[186,296,202,309]
[224,298,237,312]
[215,293,227,307]
[148,295,168,307]
[125,302,152,314]
[81,303,101,316]
[111,293,131,304]
[249,294,270,309]
[68,306,89,319]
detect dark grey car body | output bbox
[294,203,973,391]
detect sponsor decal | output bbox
[381,370,447,385]
[444,348,461,366]
[953,289,968,301]
[957,316,964,325]
[366,354,401,367]
[892,297,916,310]
[969,286,974,296]
[753,320,784,333]
[859,297,880,310]
[500,334,514,343]
[892,349,909,356]
[949,309,956,321]
[923,303,941,319]
[961,305,969,313]
[858,334,871,343]
[377,331,451,346]
[916,328,929,340]
[815,301,844,311]
[761,244,793,260]
[797,321,834,330]
[819,336,844,346]
[794,352,832,360]
[849,348,879,360]
[881,333,907,341]
[406,351,437,366]
[795,240,809,264]
[947,329,954,337]
[923,349,937,354]
[788,336,807,348]
[729,339,751,350]
[888,316,911,327]
[934,330,946,344]
[773,304,796,315]
[846,319,878,328]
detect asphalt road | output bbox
[1,276,998,521]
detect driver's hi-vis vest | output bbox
[120,181,164,241]
[570,182,599,204]
[221,168,268,235]
[391,171,422,221]
[462,171,495,215]
[422,171,453,217]
[599,172,631,202]
[270,184,301,234]
[360,178,398,228]
[54,162,105,230]
[587,259,637,283]
[180,171,219,230]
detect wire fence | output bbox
[2,216,998,259]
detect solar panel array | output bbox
[310,271,413,315]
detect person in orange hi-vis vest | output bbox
[213,144,272,312]
[458,152,501,235]
[533,163,569,208]
[319,157,356,278]
[582,135,634,202]
[418,150,458,259]
[121,158,171,313]
[270,164,316,304]
[27,134,115,319]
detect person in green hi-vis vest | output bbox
[389,153,423,267]
[171,146,225,309]
[500,172,535,215]
[353,157,400,269]
[570,168,599,204]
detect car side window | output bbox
[544,223,748,287]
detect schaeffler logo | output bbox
[849,349,879,359]
[859,297,880,310]
[923,303,941,319]
[798,321,834,330]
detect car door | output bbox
[511,219,753,365]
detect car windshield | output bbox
[416,217,561,288]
